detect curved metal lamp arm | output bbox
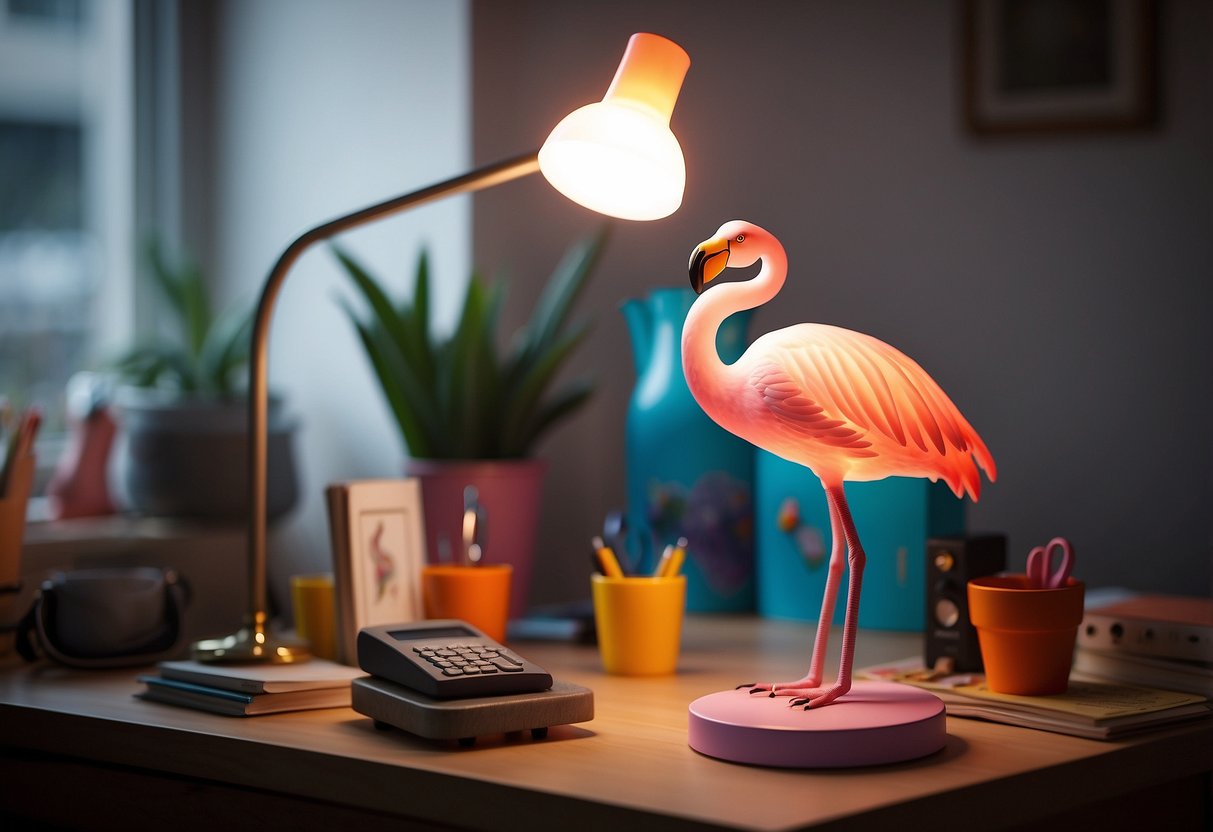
[193,151,541,662]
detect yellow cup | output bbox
[421,564,513,643]
[291,573,338,661]
[591,574,686,676]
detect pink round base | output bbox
[688,681,946,768]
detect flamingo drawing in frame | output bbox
[684,220,996,708]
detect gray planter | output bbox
[112,388,299,522]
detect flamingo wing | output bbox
[747,324,996,499]
[750,360,876,455]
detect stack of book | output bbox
[861,659,1209,740]
[138,659,365,717]
[1074,591,1213,697]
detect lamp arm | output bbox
[239,151,541,651]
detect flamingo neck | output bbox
[682,245,787,404]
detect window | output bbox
[0,0,133,450]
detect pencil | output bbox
[653,542,674,577]
[658,537,688,578]
[592,536,625,578]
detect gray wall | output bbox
[199,0,471,613]
[471,0,1212,605]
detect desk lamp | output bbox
[192,33,690,663]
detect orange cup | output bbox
[421,564,512,643]
[968,575,1085,695]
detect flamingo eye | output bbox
[735,234,745,243]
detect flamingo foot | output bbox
[786,682,851,709]
[736,675,823,698]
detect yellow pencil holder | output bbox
[591,574,686,676]
[291,573,338,662]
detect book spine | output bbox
[139,688,248,717]
[139,675,256,703]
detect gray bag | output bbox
[16,567,188,668]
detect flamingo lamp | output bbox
[191,33,691,663]
[683,220,996,767]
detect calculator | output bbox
[357,620,553,699]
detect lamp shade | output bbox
[539,33,689,221]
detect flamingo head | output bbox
[688,220,773,294]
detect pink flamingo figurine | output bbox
[685,220,996,708]
[368,521,398,602]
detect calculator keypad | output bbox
[413,643,527,676]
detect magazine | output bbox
[860,658,1210,740]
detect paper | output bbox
[948,680,1204,722]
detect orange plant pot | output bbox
[967,575,1084,695]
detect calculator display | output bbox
[389,625,475,641]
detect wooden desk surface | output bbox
[1,615,1209,831]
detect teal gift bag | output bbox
[756,450,966,630]
[622,288,755,612]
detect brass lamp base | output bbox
[191,612,311,664]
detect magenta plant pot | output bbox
[404,458,546,619]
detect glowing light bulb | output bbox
[539,33,689,221]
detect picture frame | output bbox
[325,478,427,664]
[962,0,1157,135]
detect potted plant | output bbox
[331,226,609,615]
[108,239,298,520]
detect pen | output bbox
[656,537,688,578]
[14,408,41,461]
[602,510,632,574]
[592,536,625,578]
[0,406,39,499]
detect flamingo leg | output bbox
[741,483,865,708]
[740,482,844,696]
[807,483,867,707]
[805,490,845,687]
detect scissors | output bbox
[1026,537,1074,589]
[462,486,486,565]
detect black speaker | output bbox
[924,534,1006,672]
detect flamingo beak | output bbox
[688,237,729,294]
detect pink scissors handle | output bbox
[1026,537,1074,589]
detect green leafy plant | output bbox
[332,226,609,459]
[111,239,252,397]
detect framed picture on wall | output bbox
[325,479,426,664]
[963,0,1157,135]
